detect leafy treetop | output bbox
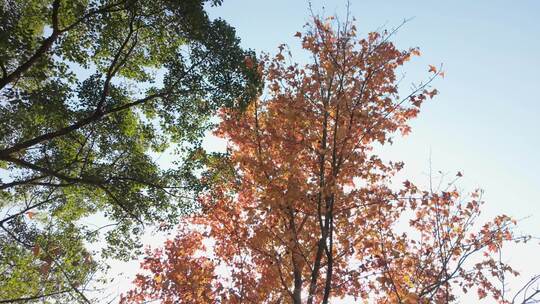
[121,16,531,304]
[0,0,260,302]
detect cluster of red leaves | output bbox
[121,17,521,304]
[121,231,218,303]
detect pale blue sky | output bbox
[109,1,540,301]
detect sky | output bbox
[107,0,540,302]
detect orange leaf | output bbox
[428,65,437,73]
[40,263,51,275]
[33,245,40,256]
[411,49,421,56]
[243,56,254,69]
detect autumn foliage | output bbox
[121,17,523,303]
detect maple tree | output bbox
[122,16,533,304]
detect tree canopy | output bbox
[0,0,260,302]
[121,17,533,304]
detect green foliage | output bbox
[0,0,261,301]
[0,220,98,303]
